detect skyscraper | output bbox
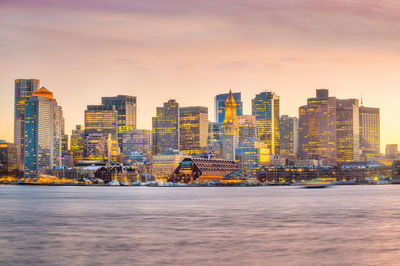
[24,87,63,178]
[237,115,259,143]
[179,106,208,155]
[207,122,223,158]
[298,89,337,165]
[359,106,380,157]
[152,99,180,155]
[122,129,152,158]
[279,115,299,156]
[235,138,270,177]
[101,95,137,150]
[0,140,17,173]
[222,91,239,160]
[71,125,85,163]
[252,91,280,155]
[215,92,243,124]
[336,99,360,163]
[84,105,118,136]
[385,144,398,158]
[14,79,40,171]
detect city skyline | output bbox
[1,0,400,151]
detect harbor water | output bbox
[1,185,400,265]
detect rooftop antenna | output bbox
[360,91,364,106]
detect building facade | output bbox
[279,115,299,156]
[235,138,270,177]
[298,89,337,165]
[222,91,239,161]
[0,140,17,173]
[84,105,118,136]
[179,106,208,155]
[122,129,152,159]
[152,99,180,155]
[215,92,243,124]
[23,88,63,179]
[101,95,137,150]
[359,106,380,158]
[151,151,184,180]
[71,125,85,163]
[336,99,360,163]
[238,115,259,143]
[14,79,40,170]
[252,91,280,155]
[385,144,398,158]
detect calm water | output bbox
[1,185,400,265]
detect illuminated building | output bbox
[83,133,118,162]
[298,89,337,165]
[222,90,239,160]
[359,106,380,158]
[102,95,137,150]
[336,99,360,163]
[215,92,243,124]
[238,115,259,143]
[122,129,152,159]
[152,99,179,155]
[151,150,184,180]
[61,118,68,153]
[14,79,40,170]
[279,115,298,155]
[385,144,398,158]
[24,87,63,179]
[252,91,280,155]
[0,140,17,172]
[235,138,270,177]
[207,122,223,158]
[84,105,118,136]
[71,125,85,163]
[172,157,238,183]
[179,106,208,155]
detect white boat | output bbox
[108,180,120,186]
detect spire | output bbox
[223,90,238,124]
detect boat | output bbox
[108,180,120,186]
[299,179,334,188]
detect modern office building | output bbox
[385,144,398,158]
[179,106,208,155]
[359,106,380,157]
[23,87,63,179]
[222,90,239,160]
[151,150,184,180]
[122,129,152,159]
[235,138,270,177]
[336,99,360,163]
[237,115,259,143]
[279,115,299,156]
[298,89,337,165]
[152,99,180,155]
[83,132,118,162]
[101,95,137,149]
[71,125,85,163]
[14,79,40,170]
[0,140,17,173]
[207,122,223,158]
[215,92,243,124]
[84,105,118,136]
[252,91,280,155]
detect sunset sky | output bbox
[1,0,399,151]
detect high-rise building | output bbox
[385,144,398,158]
[252,91,280,155]
[235,138,270,177]
[84,105,118,136]
[336,99,360,163]
[14,79,40,170]
[101,95,137,150]
[215,92,243,124]
[152,99,179,155]
[298,89,337,165]
[24,87,63,179]
[179,106,208,155]
[83,132,118,162]
[122,129,152,158]
[237,115,259,143]
[0,140,17,173]
[71,125,85,163]
[222,90,239,160]
[279,115,299,156]
[359,106,380,157]
[207,122,223,158]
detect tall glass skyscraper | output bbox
[279,115,299,156]
[14,79,40,171]
[71,125,85,163]
[179,106,208,155]
[215,92,243,124]
[152,99,180,155]
[359,106,380,158]
[84,105,118,136]
[24,87,63,179]
[252,91,280,155]
[101,95,137,150]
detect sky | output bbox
[1,0,400,151]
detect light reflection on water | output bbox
[1,185,400,265]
